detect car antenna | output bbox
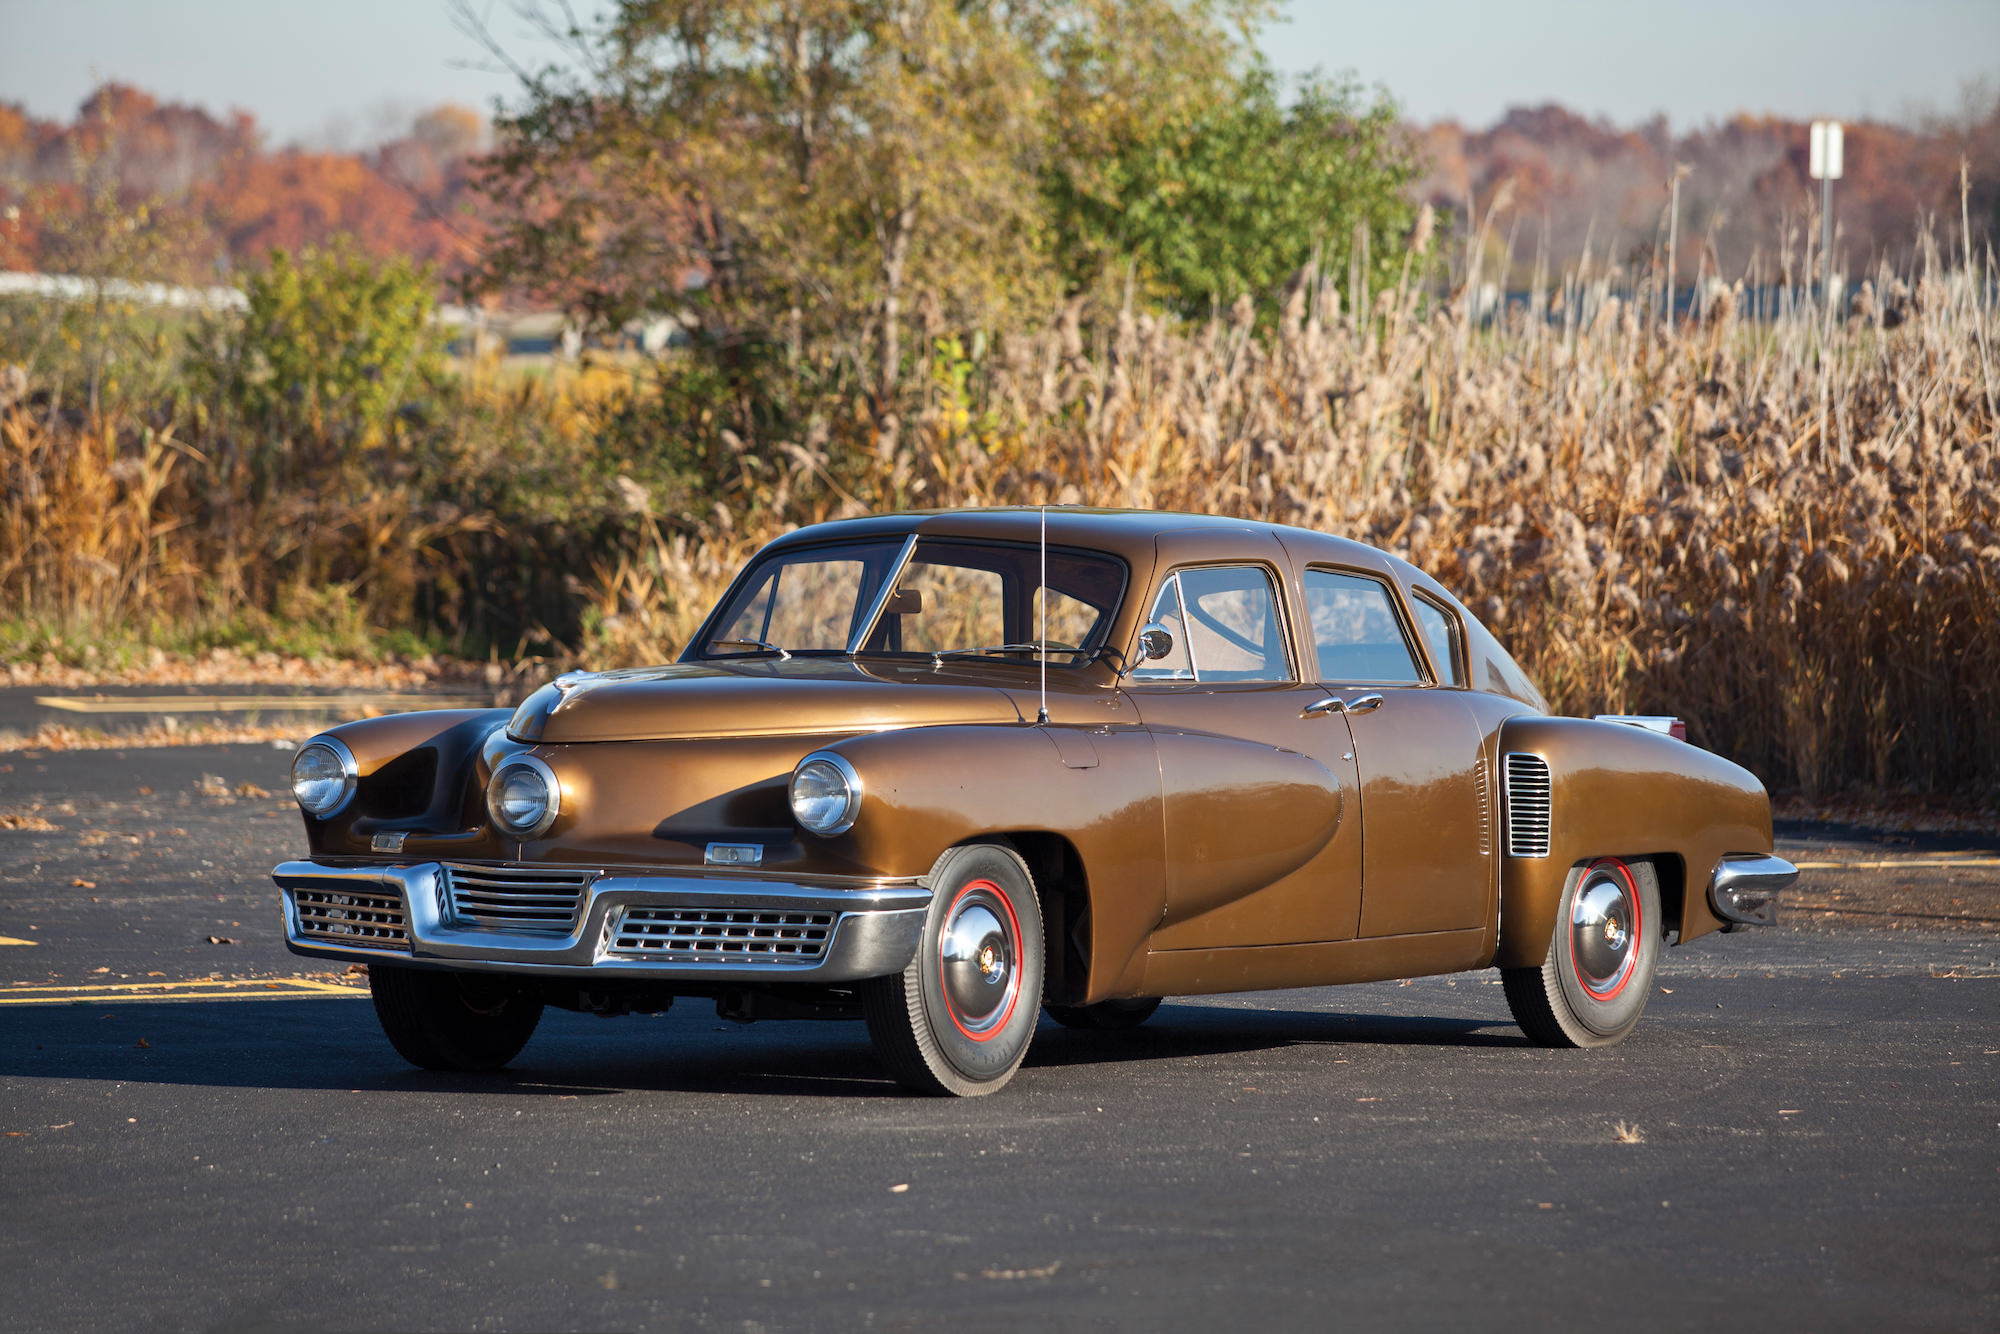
[1037,505,1050,726]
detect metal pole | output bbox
[1666,173,1679,331]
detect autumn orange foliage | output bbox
[0,82,483,280]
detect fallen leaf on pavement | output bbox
[71,878,96,889]
[205,935,236,945]
[134,1038,150,1049]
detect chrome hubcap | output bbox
[940,883,1018,1038]
[1570,869,1638,997]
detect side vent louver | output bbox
[1503,753,1552,858]
[1474,761,1492,856]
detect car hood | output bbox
[510,661,1025,744]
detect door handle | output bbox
[1302,693,1385,719]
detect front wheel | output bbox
[1502,857,1660,1048]
[863,843,1045,1096]
[369,965,544,1072]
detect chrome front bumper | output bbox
[1708,854,1798,927]
[273,859,931,983]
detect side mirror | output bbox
[883,588,923,616]
[1137,623,1174,661]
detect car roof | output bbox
[759,507,1397,573]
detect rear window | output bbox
[1411,592,1466,687]
[1302,569,1423,684]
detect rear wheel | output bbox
[369,965,544,1072]
[863,843,1044,1096]
[1503,857,1660,1048]
[1045,997,1162,1031]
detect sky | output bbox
[1,0,1996,145]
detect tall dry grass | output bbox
[589,248,1998,801]
[4,236,1996,800]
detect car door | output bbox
[1123,531,1365,949]
[1292,564,1493,938]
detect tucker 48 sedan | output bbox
[275,509,1795,1094]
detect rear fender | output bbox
[1493,716,1772,966]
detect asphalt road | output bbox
[0,684,498,743]
[2,744,1996,1332]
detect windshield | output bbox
[699,537,1126,664]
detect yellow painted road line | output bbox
[34,693,487,715]
[1793,858,2000,870]
[0,978,363,1005]
[0,935,36,946]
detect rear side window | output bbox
[1302,569,1423,684]
[1411,592,1466,687]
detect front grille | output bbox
[1503,753,1552,858]
[292,887,410,952]
[610,906,837,964]
[444,864,596,934]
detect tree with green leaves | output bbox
[467,1,1420,400]
[470,0,1070,400]
[1043,62,1422,316]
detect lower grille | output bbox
[292,887,410,952]
[445,864,596,934]
[610,906,837,964]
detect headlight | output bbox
[790,752,861,836]
[487,757,560,838]
[291,740,356,817]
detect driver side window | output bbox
[1134,566,1291,683]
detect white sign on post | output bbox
[1809,120,1844,181]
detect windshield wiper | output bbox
[930,643,1099,669]
[709,638,791,660]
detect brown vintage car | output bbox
[274,508,1796,1094]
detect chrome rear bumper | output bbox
[273,859,930,983]
[1708,854,1798,927]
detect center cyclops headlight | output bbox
[290,739,356,817]
[789,752,861,836]
[486,756,561,838]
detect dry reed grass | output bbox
[588,248,1998,800]
[4,235,1995,800]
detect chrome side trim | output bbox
[1594,714,1677,734]
[846,533,921,654]
[1502,752,1552,858]
[274,860,930,982]
[1708,854,1797,927]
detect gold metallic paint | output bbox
[289,509,1779,1005]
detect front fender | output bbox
[1494,716,1773,966]
[304,709,512,857]
[823,723,1165,998]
